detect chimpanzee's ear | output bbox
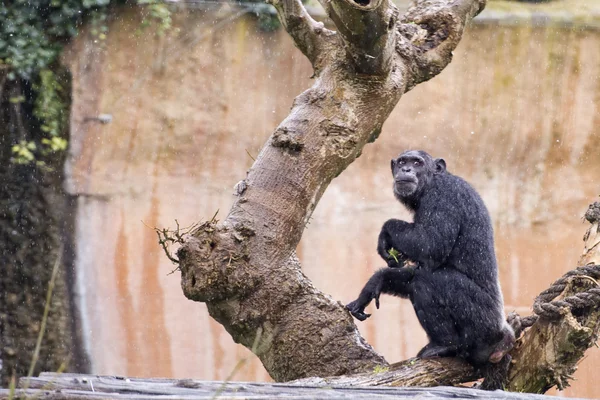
[391,159,396,172]
[434,158,446,173]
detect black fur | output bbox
[346,150,514,367]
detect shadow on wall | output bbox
[62,5,600,398]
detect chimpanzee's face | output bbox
[391,151,427,198]
[391,150,446,200]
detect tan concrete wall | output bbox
[63,7,600,397]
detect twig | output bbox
[8,375,16,400]
[210,209,219,224]
[28,360,69,400]
[24,244,63,386]
[146,212,219,271]
[156,230,180,265]
[211,327,271,399]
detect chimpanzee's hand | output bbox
[379,219,411,268]
[346,283,383,321]
[346,299,371,321]
[378,232,404,268]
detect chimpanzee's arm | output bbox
[346,267,415,321]
[381,211,460,269]
[377,219,412,267]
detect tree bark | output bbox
[176,0,486,382]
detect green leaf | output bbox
[388,248,400,264]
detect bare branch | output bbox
[267,0,335,70]
[322,0,399,75]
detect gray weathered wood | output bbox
[0,373,589,399]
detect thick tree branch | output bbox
[506,203,600,393]
[269,0,486,79]
[320,0,399,75]
[267,0,335,70]
[507,298,600,393]
[178,77,399,379]
[396,0,486,88]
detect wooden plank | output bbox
[2,373,590,400]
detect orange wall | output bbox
[63,8,600,397]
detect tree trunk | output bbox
[176,0,485,382]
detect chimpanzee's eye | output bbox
[398,160,405,165]
[414,160,422,166]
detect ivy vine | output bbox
[0,0,284,166]
[0,0,171,165]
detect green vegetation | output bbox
[0,0,294,165]
[0,0,284,165]
[138,0,172,35]
[373,365,390,374]
[388,247,401,264]
[0,0,103,80]
[0,0,171,165]
[10,68,70,166]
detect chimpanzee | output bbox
[346,150,514,367]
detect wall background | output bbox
[62,4,600,397]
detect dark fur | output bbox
[346,150,514,367]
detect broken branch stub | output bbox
[178,222,258,303]
[180,232,388,381]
